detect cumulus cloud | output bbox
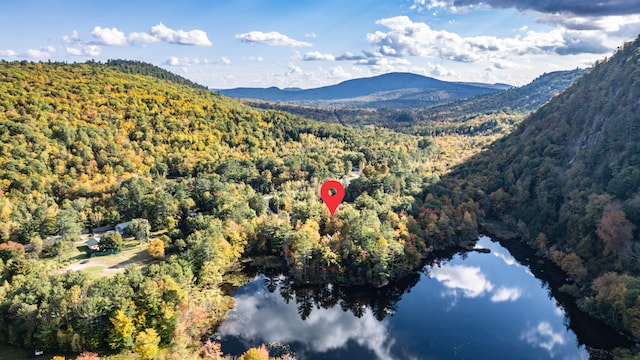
[491,287,523,302]
[428,62,456,76]
[63,30,80,44]
[221,56,231,65]
[147,23,212,46]
[521,321,567,354]
[0,49,16,57]
[248,56,264,62]
[430,265,494,298]
[25,48,53,58]
[91,26,128,46]
[303,51,335,61]
[91,23,212,47]
[368,16,610,64]
[336,52,368,61]
[66,45,101,57]
[235,31,312,47]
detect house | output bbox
[115,221,132,235]
[86,237,100,251]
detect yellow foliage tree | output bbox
[135,328,160,360]
[108,309,135,350]
[148,238,165,259]
[239,344,269,360]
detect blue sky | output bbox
[1,0,639,88]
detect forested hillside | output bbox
[0,60,481,357]
[421,36,640,341]
[244,69,584,141]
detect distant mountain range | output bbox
[216,72,512,108]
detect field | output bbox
[64,241,156,276]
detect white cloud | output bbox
[91,26,128,46]
[428,62,456,76]
[148,23,212,46]
[303,51,335,61]
[66,45,101,57]
[368,16,610,64]
[491,287,523,302]
[0,49,16,57]
[235,31,312,47]
[91,23,211,47]
[128,31,159,44]
[522,321,566,355]
[430,264,494,298]
[305,32,317,38]
[286,64,304,76]
[248,56,264,62]
[328,66,351,79]
[63,30,80,44]
[221,56,231,65]
[24,49,51,58]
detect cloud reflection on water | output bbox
[218,283,396,360]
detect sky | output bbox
[1,0,640,89]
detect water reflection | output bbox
[429,264,495,298]
[218,279,395,359]
[217,236,629,359]
[522,321,569,357]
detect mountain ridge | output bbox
[217,72,509,107]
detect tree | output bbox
[108,309,135,350]
[100,232,123,252]
[201,339,223,360]
[239,344,269,360]
[148,238,165,259]
[135,328,160,360]
[129,218,151,242]
[58,202,83,241]
[75,352,100,360]
[596,202,635,257]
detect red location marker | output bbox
[320,180,345,216]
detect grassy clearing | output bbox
[64,242,158,276]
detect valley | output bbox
[0,37,639,360]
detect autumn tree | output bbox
[135,328,160,360]
[596,202,636,257]
[148,238,165,259]
[239,344,269,360]
[108,309,135,350]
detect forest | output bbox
[0,60,490,359]
[414,36,640,347]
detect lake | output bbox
[216,236,633,359]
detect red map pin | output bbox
[320,180,345,216]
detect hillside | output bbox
[421,36,640,340]
[0,61,457,356]
[218,72,505,108]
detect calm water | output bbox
[216,236,632,359]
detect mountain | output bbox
[241,69,584,140]
[217,72,507,108]
[422,36,640,339]
[421,68,585,120]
